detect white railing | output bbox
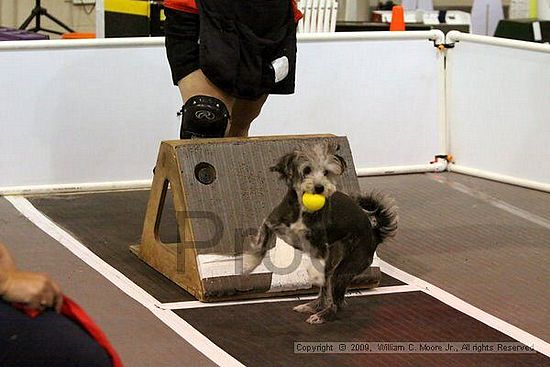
[297,0,339,33]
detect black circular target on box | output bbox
[194,162,217,185]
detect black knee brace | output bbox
[180,95,229,139]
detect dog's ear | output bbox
[334,154,347,175]
[326,142,341,155]
[326,142,346,174]
[270,152,296,180]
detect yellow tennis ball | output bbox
[302,192,326,211]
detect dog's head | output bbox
[271,142,347,198]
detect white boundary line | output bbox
[447,164,550,193]
[158,285,419,310]
[377,258,550,357]
[430,173,550,230]
[6,196,549,358]
[4,196,245,367]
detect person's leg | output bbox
[178,71,269,138]
[177,69,234,110]
[176,70,235,138]
[0,301,112,367]
[226,94,269,137]
[165,8,234,138]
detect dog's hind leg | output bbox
[333,255,374,309]
[333,274,355,310]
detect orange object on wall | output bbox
[62,32,96,39]
[389,6,405,31]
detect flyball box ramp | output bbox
[131,135,380,301]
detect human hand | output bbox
[0,270,63,312]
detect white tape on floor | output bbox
[430,174,550,230]
[4,195,245,367]
[377,257,550,357]
[158,284,419,310]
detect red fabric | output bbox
[13,296,123,367]
[163,0,304,21]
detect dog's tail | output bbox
[356,192,398,241]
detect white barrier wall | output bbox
[254,33,445,172]
[446,33,550,190]
[0,39,179,191]
[0,32,444,193]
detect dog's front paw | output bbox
[293,303,317,314]
[241,253,263,275]
[306,313,327,324]
[305,307,336,324]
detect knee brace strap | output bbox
[180,95,229,139]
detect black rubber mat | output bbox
[29,191,194,303]
[19,174,549,366]
[176,291,548,367]
[29,191,403,303]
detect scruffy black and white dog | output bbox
[242,142,398,324]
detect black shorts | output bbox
[164,7,296,97]
[164,9,201,86]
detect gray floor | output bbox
[360,172,550,342]
[1,172,548,366]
